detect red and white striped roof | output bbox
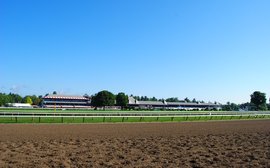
[44,94,88,100]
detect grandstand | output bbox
[42,94,91,108]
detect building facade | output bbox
[42,94,91,108]
[7,103,33,108]
[128,97,221,110]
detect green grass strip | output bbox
[0,115,269,124]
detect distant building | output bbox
[7,103,33,108]
[42,94,91,108]
[128,97,221,110]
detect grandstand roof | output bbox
[166,102,219,106]
[43,94,88,100]
[137,101,164,105]
[128,97,220,106]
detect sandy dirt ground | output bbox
[0,120,269,167]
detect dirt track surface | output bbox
[0,120,269,167]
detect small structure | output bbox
[8,103,33,108]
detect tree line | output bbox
[0,93,42,107]
[222,91,269,111]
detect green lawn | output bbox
[1,108,269,115]
[0,115,269,124]
[0,108,269,123]
[0,108,210,113]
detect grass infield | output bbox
[0,115,269,123]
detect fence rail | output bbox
[0,114,270,118]
[0,111,270,117]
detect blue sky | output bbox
[1,0,270,104]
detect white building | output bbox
[8,103,33,108]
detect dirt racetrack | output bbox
[0,120,269,167]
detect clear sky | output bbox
[1,0,270,104]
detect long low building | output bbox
[42,94,91,108]
[128,97,221,110]
[7,103,33,108]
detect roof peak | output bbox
[44,94,88,100]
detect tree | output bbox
[0,93,8,106]
[91,90,115,107]
[144,96,148,101]
[38,95,43,106]
[23,96,33,105]
[8,93,22,103]
[184,97,191,103]
[239,102,252,111]
[192,98,197,103]
[30,95,42,105]
[166,97,179,102]
[150,97,157,101]
[250,91,267,111]
[0,93,20,106]
[53,91,57,95]
[83,94,90,98]
[222,102,239,111]
[116,92,128,108]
